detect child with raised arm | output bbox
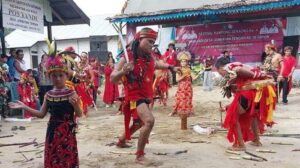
[9,40,82,168]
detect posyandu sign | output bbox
[2,0,44,34]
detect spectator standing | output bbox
[103,52,119,108]
[162,43,178,85]
[7,48,16,80]
[38,54,52,104]
[13,49,27,81]
[89,57,101,104]
[203,56,214,91]
[222,51,236,63]
[279,46,297,105]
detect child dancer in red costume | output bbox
[17,72,36,119]
[9,40,82,167]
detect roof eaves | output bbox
[109,0,300,23]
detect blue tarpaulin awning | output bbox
[109,0,300,23]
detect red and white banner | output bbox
[176,19,285,63]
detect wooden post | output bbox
[181,114,188,130]
[0,0,6,55]
[46,20,52,43]
[126,23,136,43]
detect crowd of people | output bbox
[0,27,298,166]
[0,47,105,120]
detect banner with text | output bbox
[2,0,44,34]
[176,19,285,63]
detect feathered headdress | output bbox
[45,39,68,73]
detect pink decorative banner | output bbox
[176,19,285,63]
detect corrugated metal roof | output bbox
[123,0,240,14]
[110,0,300,23]
[49,0,90,25]
[6,14,117,48]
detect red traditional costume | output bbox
[152,51,161,61]
[90,60,101,103]
[153,69,170,106]
[17,73,36,119]
[173,52,193,116]
[152,49,170,107]
[76,61,93,116]
[43,40,79,167]
[120,29,157,141]
[162,44,178,86]
[44,89,79,168]
[162,50,177,66]
[121,50,155,140]
[63,47,79,91]
[103,65,119,105]
[223,62,276,145]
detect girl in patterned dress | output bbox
[9,40,82,168]
[170,51,200,129]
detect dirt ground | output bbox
[0,86,300,168]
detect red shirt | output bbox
[162,50,177,66]
[122,50,155,101]
[282,55,297,77]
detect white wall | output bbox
[26,37,119,69]
[157,27,173,54]
[107,36,119,57]
[287,17,300,36]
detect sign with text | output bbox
[2,0,44,34]
[176,19,285,63]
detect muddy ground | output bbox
[0,86,300,168]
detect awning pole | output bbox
[0,0,6,54]
[46,20,52,43]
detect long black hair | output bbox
[130,39,151,62]
[106,51,115,65]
